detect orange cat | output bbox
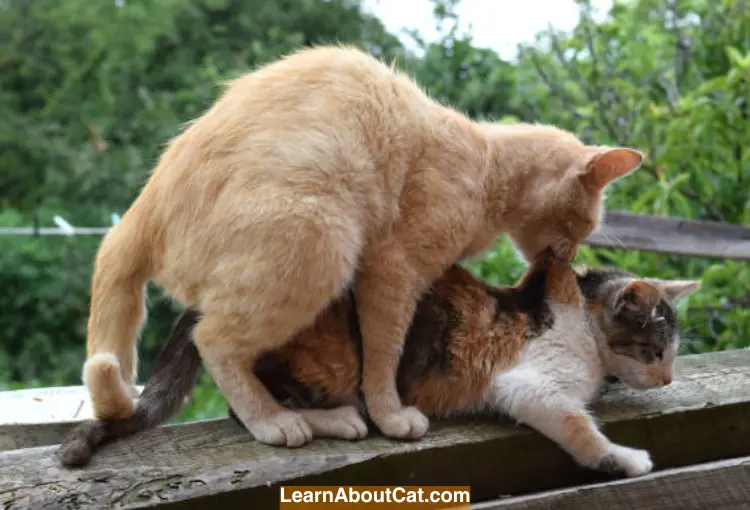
[82,44,643,447]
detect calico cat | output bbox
[61,250,698,476]
[82,44,643,447]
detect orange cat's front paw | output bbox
[373,406,429,440]
[247,410,313,448]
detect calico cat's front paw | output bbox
[598,445,653,477]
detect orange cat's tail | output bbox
[83,204,156,420]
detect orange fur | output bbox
[82,45,642,445]
[561,412,609,464]
[545,257,584,307]
[620,281,661,310]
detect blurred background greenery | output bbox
[0,0,748,422]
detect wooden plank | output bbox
[2,349,750,509]
[586,210,750,260]
[0,422,85,454]
[474,455,750,510]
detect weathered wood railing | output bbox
[590,210,750,260]
[1,210,749,509]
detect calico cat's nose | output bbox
[661,374,672,386]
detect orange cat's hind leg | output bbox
[195,313,312,446]
[195,211,363,447]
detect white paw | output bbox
[373,406,429,440]
[326,406,369,440]
[309,406,369,440]
[598,445,653,477]
[247,411,313,448]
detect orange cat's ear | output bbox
[617,280,660,314]
[581,148,643,189]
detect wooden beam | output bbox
[474,455,750,510]
[2,349,750,509]
[586,210,750,260]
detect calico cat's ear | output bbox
[580,148,644,189]
[657,280,701,303]
[616,280,660,314]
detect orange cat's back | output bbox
[145,45,441,302]
[162,45,430,185]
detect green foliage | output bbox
[0,208,96,388]
[404,0,518,120]
[512,0,749,354]
[0,0,747,421]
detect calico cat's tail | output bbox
[59,309,202,467]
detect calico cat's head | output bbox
[577,268,700,390]
[485,124,643,261]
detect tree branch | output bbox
[576,13,622,143]
[522,47,585,123]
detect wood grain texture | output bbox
[0,422,79,453]
[2,350,750,509]
[474,455,750,510]
[587,210,750,260]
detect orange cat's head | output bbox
[487,124,643,262]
